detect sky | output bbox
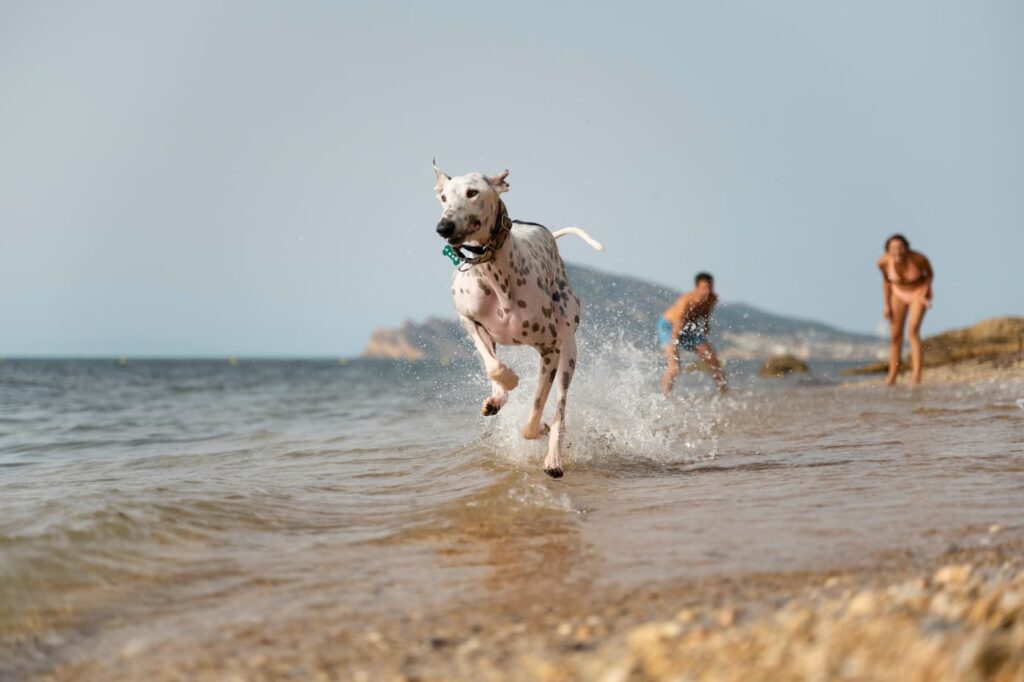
[1,1,1021,357]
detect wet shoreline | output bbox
[28,531,1024,681]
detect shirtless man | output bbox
[658,272,727,396]
[877,234,934,386]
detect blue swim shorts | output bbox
[656,318,707,352]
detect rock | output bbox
[935,564,974,587]
[845,316,1024,374]
[674,608,697,623]
[848,590,879,616]
[759,354,810,377]
[889,579,930,610]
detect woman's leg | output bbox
[887,296,909,386]
[907,300,928,385]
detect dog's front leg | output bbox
[460,316,518,415]
[543,335,577,478]
[521,347,559,440]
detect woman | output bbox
[877,234,933,385]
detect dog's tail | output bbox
[552,227,605,252]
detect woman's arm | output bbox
[916,253,934,303]
[877,256,892,319]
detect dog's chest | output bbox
[450,232,573,347]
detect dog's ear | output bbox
[433,159,450,194]
[487,169,509,194]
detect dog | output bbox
[433,161,603,477]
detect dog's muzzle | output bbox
[436,219,457,241]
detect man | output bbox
[657,272,727,396]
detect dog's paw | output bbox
[520,422,549,440]
[543,466,564,479]
[489,365,519,391]
[481,398,502,416]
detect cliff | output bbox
[363,263,882,361]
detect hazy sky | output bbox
[1,1,1021,356]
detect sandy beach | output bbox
[43,533,1024,681]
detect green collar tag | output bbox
[442,244,462,266]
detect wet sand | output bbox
[848,355,1024,387]
[39,533,1024,681]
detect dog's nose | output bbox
[436,219,457,238]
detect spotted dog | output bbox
[433,161,603,478]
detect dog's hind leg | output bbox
[521,347,559,440]
[460,316,518,416]
[543,335,576,478]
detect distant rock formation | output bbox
[362,317,470,361]
[363,263,883,361]
[759,354,810,377]
[845,316,1024,374]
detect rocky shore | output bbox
[846,316,1024,377]
[46,537,1024,682]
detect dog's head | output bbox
[432,160,509,247]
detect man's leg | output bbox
[696,343,727,394]
[661,342,680,397]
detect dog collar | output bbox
[440,201,513,270]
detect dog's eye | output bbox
[441,194,447,203]
[466,189,479,199]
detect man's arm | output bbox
[669,293,692,340]
[703,295,717,336]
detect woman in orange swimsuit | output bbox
[877,234,934,385]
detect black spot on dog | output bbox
[549,368,557,383]
[532,323,539,332]
[552,291,560,302]
[517,300,526,308]
[562,373,570,390]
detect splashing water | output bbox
[470,332,739,471]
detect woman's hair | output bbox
[695,272,714,285]
[885,233,910,251]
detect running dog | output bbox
[433,161,603,477]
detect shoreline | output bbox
[844,355,1024,388]
[39,533,1024,681]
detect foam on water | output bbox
[464,334,741,471]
